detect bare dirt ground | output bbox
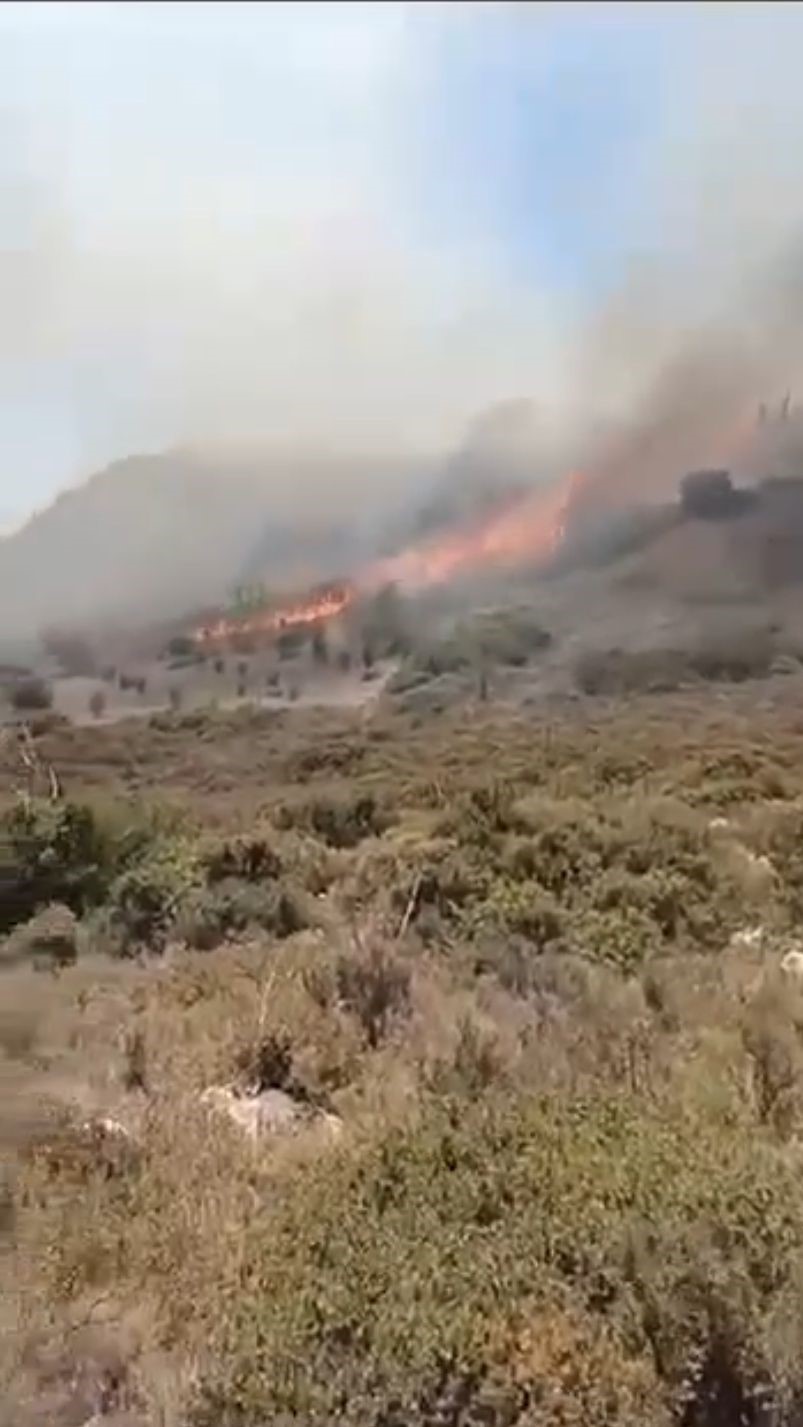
[46,659,398,728]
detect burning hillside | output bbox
[194,468,585,648]
[367,470,585,588]
[194,581,354,647]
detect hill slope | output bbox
[0,398,559,649]
[0,448,423,644]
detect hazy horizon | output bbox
[5,2,803,529]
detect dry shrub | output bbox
[88,688,106,720]
[740,975,803,1135]
[471,930,551,997]
[335,934,412,1050]
[284,732,367,781]
[498,1299,667,1426]
[9,678,53,712]
[574,632,776,697]
[575,647,688,696]
[0,903,78,971]
[41,626,97,677]
[198,832,282,884]
[1,1323,142,1427]
[122,1025,148,1093]
[274,789,393,849]
[21,1112,139,1189]
[0,999,40,1061]
[230,1028,322,1107]
[427,1010,508,1099]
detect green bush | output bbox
[175,877,307,951]
[469,607,552,666]
[86,822,306,955]
[0,799,114,932]
[571,904,657,972]
[102,839,201,953]
[470,879,567,948]
[17,701,803,1427]
[392,609,551,694]
[414,791,739,963]
[0,799,310,956]
[193,1092,803,1425]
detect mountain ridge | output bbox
[0,447,431,646]
[0,401,554,648]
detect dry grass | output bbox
[6,692,803,1422]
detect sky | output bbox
[4,1,803,527]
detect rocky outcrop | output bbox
[200,1083,341,1144]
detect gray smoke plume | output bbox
[4,3,803,639]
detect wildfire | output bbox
[193,469,585,647]
[194,583,353,647]
[370,468,585,591]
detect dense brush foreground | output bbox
[7,689,803,1424]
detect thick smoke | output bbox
[568,248,803,515]
[562,0,803,504]
[4,3,803,639]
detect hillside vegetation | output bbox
[5,689,803,1424]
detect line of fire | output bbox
[191,469,585,653]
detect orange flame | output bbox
[369,469,585,591]
[193,470,584,647]
[194,584,352,647]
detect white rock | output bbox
[320,1111,344,1140]
[730,926,766,952]
[780,948,803,979]
[200,1084,340,1143]
[730,847,778,897]
[81,1115,131,1142]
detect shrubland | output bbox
[388,605,552,698]
[5,686,803,1424]
[573,628,790,696]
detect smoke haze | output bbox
[4,3,803,587]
